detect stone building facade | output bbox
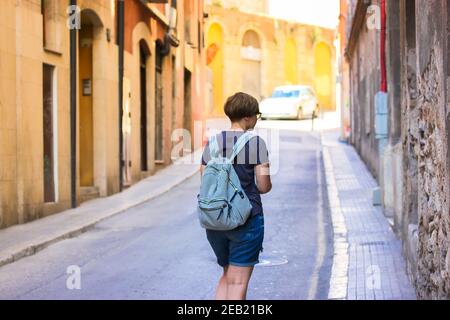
[0,0,207,229]
[342,0,450,299]
[204,0,336,116]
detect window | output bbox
[184,0,192,44]
[41,0,62,53]
[140,44,149,171]
[155,44,164,162]
[271,88,310,98]
[172,55,177,134]
[43,64,58,202]
[272,90,300,98]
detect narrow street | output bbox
[2,0,449,302]
[0,122,334,300]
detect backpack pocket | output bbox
[198,198,230,230]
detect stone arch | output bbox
[132,22,153,56]
[80,8,104,28]
[242,30,261,48]
[205,18,230,39]
[237,25,267,100]
[237,24,267,51]
[240,29,263,100]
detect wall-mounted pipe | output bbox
[70,0,77,208]
[157,0,180,57]
[380,0,387,92]
[118,0,125,191]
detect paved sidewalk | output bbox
[322,130,417,300]
[0,149,203,268]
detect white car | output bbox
[259,85,319,120]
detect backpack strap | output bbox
[207,131,256,163]
[208,134,220,159]
[229,131,256,162]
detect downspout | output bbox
[374,0,389,207]
[157,0,180,57]
[70,0,77,208]
[118,0,125,191]
[380,0,387,92]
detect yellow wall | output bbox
[206,24,224,116]
[314,42,332,109]
[205,5,336,114]
[284,38,298,85]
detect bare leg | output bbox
[215,266,228,300]
[225,265,254,300]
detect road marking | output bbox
[307,149,327,300]
[322,137,349,300]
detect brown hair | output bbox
[223,92,259,122]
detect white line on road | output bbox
[322,138,349,300]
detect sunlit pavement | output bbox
[256,111,340,132]
[0,114,415,300]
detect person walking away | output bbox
[200,92,272,300]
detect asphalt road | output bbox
[0,122,334,300]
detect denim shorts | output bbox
[206,214,264,267]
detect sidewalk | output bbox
[0,149,202,268]
[322,130,417,300]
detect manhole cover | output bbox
[256,255,288,267]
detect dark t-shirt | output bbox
[201,130,270,217]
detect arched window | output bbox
[242,30,261,49]
[241,30,262,100]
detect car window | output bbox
[271,89,300,98]
[271,89,302,98]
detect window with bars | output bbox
[43,64,57,203]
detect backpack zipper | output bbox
[198,198,227,205]
[217,207,224,220]
[201,203,227,212]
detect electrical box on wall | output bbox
[375,91,388,139]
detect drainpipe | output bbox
[380,0,387,92]
[374,0,389,206]
[157,0,180,57]
[375,0,389,142]
[374,0,388,142]
[70,0,77,208]
[118,0,125,191]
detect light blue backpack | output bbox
[197,131,255,231]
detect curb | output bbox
[321,132,350,300]
[0,154,201,268]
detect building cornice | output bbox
[144,3,170,28]
[345,0,370,61]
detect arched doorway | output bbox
[206,24,224,115]
[285,38,298,85]
[139,40,151,172]
[78,9,103,188]
[154,42,164,163]
[241,30,262,100]
[314,42,332,110]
